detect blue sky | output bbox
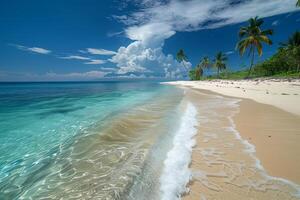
[0,0,299,81]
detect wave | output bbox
[159,102,198,200]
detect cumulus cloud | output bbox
[10,44,51,54]
[110,0,298,78]
[85,48,117,55]
[110,41,191,78]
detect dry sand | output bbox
[164,81,300,200]
[234,99,300,184]
[164,79,300,116]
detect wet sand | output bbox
[234,99,300,184]
[181,88,300,200]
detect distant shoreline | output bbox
[162,79,300,116]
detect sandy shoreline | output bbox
[234,98,300,184]
[163,80,300,199]
[164,79,300,116]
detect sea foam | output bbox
[160,102,198,200]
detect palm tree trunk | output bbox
[217,67,220,78]
[247,48,255,78]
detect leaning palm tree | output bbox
[176,49,188,63]
[176,49,189,75]
[200,56,211,70]
[214,52,227,78]
[237,16,273,77]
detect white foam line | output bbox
[227,99,300,197]
[160,102,198,200]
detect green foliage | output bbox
[237,16,273,77]
[176,49,188,62]
[199,56,211,70]
[199,35,300,80]
[252,31,300,77]
[189,67,203,81]
[237,17,273,56]
[253,47,300,76]
[188,69,197,80]
[297,0,300,7]
[187,22,299,81]
[213,52,227,77]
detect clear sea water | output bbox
[0,81,184,199]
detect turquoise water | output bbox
[0,81,183,199]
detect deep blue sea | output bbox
[0,81,184,199]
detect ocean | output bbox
[2,81,299,200]
[0,81,192,199]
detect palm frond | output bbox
[237,16,272,58]
[261,29,273,36]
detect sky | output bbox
[0,0,299,81]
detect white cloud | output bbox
[110,0,297,78]
[60,55,91,60]
[272,20,279,26]
[60,55,106,65]
[0,70,109,81]
[45,70,108,80]
[27,47,51,54]
[107,31,124,37]
[120,0,298,41]
[85,48,117,55]
[11,44,51,54]
[225,51,234,55]
[84,59,106,65]
[110,41,191,78]
[100,67,117,72]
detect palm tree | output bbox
[195,64,203,80]
[285,31,300,47]
[282,31,300,73]
[297,0,300,7]
[176,49,188,63]
[214,52,227,78]
[176,49,189,75]
[200,56,211,70]
[237,16,273,77]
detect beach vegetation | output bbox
[186,18,299,81]
[237,16,273,77]
[213,51,228,78]
[176,49,188,63]
[199,56,211,71]
[253,31,300,76]
[191,57,211,80]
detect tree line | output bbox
[176,1,300,80]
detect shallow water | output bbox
[0,81,185,199]
[2,82,299,200]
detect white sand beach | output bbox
[164,79,300,116]
[163,80,300,200]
